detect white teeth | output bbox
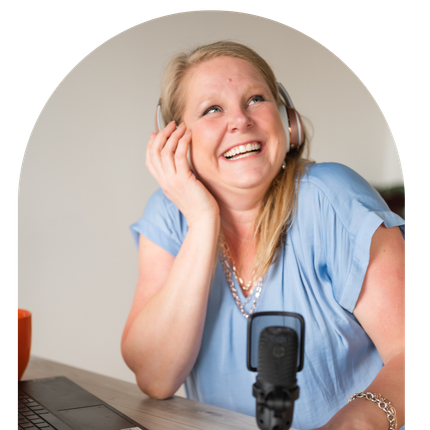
[223,142,261,159]
[229,152,255,161]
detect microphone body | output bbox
[253,326,299,430]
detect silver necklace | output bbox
[220,241,263,318]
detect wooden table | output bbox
[23,356,261,430]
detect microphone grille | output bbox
[257,326,298,386]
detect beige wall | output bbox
[18,12,403,395]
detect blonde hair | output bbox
[160,40,312,280]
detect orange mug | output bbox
[18,309,32,380]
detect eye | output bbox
[202,105,222,116]
[249,95,265,105]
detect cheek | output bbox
[270,115,288,152]
[259,111,287,153]
[191,121,223,156]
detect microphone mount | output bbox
[253,383,300,430]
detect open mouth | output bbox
[223,143,262,160]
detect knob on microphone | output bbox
[253,326,300,430]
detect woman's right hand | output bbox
[146,121,219,227]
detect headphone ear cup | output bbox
[286,107,304,150]
[187,148,194,173]
[155,105,166,133]
[277,82,304,152]
[279,104,291,153]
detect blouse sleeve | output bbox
[129,188,188,257]
[302,163,405,313]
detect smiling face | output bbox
[181,56,287,201]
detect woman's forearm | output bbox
[360,349,405,428]
[121,216,220,399]
[316,349,405,430]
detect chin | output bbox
[225,169,277,193]
[234,174,267,188]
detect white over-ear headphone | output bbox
[154,82,304,168]
[276,82,304,153]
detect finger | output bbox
[149,121,176,175]
[151,121,176,155]
[175,129,192,173]
[160,123,186,175]
[146,132,157,171]
[163,122,185,152]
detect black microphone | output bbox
[252,326,300,430]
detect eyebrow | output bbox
[195,83,271,108]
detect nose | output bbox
[227,107,253,132]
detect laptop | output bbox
[18,376,148,430]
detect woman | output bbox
[121,41,405,430]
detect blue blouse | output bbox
[130,163,405,430]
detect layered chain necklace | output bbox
[220,239,263,318]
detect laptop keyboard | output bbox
[18,389,57,429]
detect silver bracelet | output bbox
[348,392,397,430]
